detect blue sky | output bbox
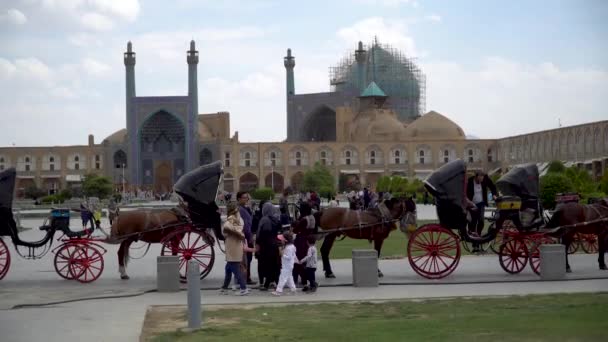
[1,0,606,146]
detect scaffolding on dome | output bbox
[329,39,426,122]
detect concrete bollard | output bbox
[156,256,180,292]
[540,244,566,280]
[352,249,378,287]
[187,260,201,330]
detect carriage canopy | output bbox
[0,168,16,209]
[496,163,539,199]
[173,161,223,206]
[424,160,466,207]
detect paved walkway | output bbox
[2,214,608,341]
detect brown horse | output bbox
[547,198,608,272]
[106,201,221,280]
[317,198,417,278]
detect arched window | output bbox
[245,152,251,167]
[270,151,277,167]
[25,157,30,163]
[224,152,231,168]
[295,151,302,166]
[487,148,493,163]
[443,150,449,163]
[114,150,127,169]
[320,151,327,165]
[467,149,474,163]
[419,150,425,164]
[199,148,212,165]
[95,155,101,169]
[345,150,352,165]
[49,156,55,163]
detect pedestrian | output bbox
[255,202,282,291]
[236,191,255,285]
[328,196,338,208]
[292,202,315,286]
[298,235,318,293]
[219,202,249,296]
[466,170,497,253]
[272,232,297,296]
[279,206,291,228]
[279,189,289,214]
[93,205,102,229]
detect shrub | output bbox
[318,186,335,200]
[600,172,608,194]
[24,186,46,200]
[40,194,63,204]
[540,173,574,209]
[303,163,335,193]
[546,160,566,174]
[251,187,274,201]
[58,189,72,201]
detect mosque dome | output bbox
[103,128,127,144]
[402,111,465,140]
[350,108,405,142]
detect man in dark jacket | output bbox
[466,170,497,252]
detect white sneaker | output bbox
[237,289,250,296]
[271,291,281,296]
[219,288,230,295]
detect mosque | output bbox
[0,40,606,197]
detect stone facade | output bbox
[1,41,607,198]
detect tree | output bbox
[303,163,335,193]
[82,174,113,199]
[24,185,45,200]
[251,187,274,201]
[600,172,608,194]
[546,160,566,174]
[540,173,574,209]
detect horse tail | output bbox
[123,241,130,267]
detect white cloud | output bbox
[80,12,114,31]
[336,17,418,56]
[88,0,140,21]
[355,0,414,7]
[422,58,608,139]
[0,8,28,25]
[425,14,441,23]
[68,32,104,47]
[20,0,140,31]
[82,58,112,77]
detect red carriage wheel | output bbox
[498,238,528,274]
[528,236,555,275]
[161,229,216,282]
[567,233,580,255]
[68,244,104,283]
[0,238,10,280]
[53,243,81,280]
[581,234,598,254]
[490,221,517,254]
[407,224,461,279]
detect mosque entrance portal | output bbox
[154,160,173,193]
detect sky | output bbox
[0,0,607,146]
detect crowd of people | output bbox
[220,191,319,296]
[118,189,174,202]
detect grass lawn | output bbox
[150,292,608,342]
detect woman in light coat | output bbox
[220,202,249,295]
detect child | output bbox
[93,205,102,230]
[272,232,297,296]
[298,235,318,292]
[220,202,249,296]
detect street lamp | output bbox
[122,163,126,199]
[271,165,274,193]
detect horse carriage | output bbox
[0,161,224,283]
[407,161,547,279]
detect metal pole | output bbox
[187,260,201,329]
[122,163,126,201]
[271,165,274,193]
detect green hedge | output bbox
[251,187,275,201]
[40,194,65,204]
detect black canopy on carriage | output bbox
[0,168,16,210]
[174,161,223,206]
[496,164,539,200]
[424,160,468,230]
[173,161,224,239]
[0,168,17,237]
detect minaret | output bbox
[284,48,295,140]
[124,41,136,185]
[355,41,367,94]
[187,40,199,170]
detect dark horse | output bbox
[547,198,608,272]
[316,198,417,278]
[106,200,221,280]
